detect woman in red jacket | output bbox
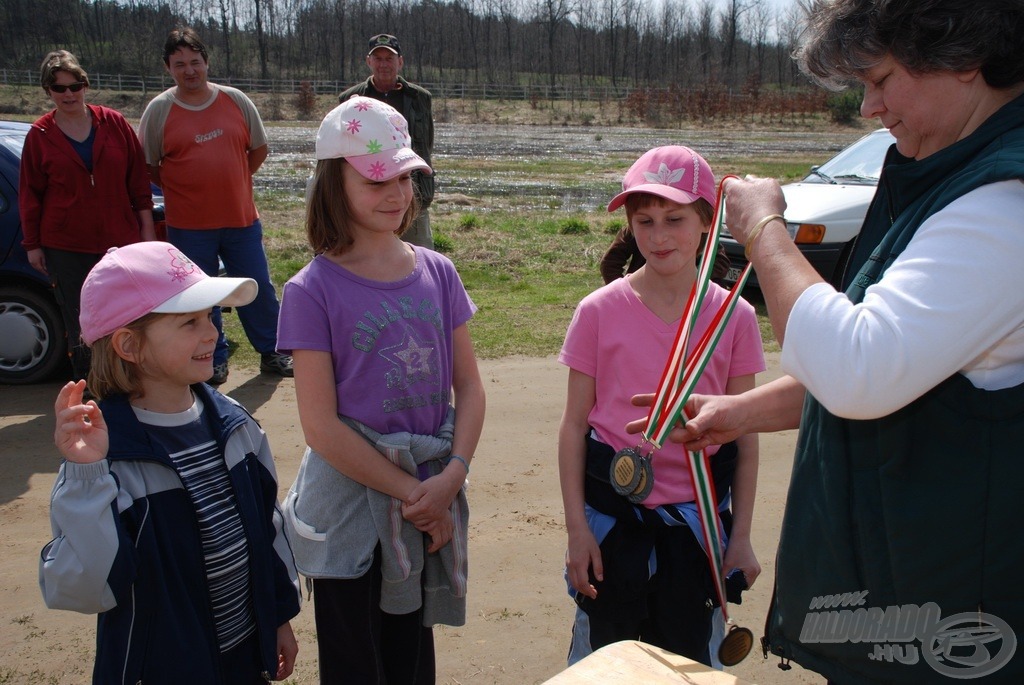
[20,50,154,382]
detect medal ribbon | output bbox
[640,175,752,618]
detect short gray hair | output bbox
[794,0,1024,90]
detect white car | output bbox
[722,128,896,288]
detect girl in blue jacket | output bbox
[41,241,301,684]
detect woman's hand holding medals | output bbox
[625,391,747,453]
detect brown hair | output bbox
[39,50,89,91]
[624,193,715,226]
[86,312,161,400]
[305,158,418,254]
[163,26,209,65]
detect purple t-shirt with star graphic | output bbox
[277,246,476,435]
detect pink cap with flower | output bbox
[315,96,432,181]
[79,242,257,345]
[607,145,716,212]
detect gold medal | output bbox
[627,455,655,503]
[718,623,754,667]
[610,447,642,496]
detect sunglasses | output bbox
[49,82,87,93]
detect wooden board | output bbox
[542,641,755,685]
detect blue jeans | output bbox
[167,220,280,366]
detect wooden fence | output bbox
[0,69,655,102]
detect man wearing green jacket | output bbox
[339,33,435,249]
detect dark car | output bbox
[0,120,164,384]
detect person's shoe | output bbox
[208,362,229,385]
[260,352,294,377]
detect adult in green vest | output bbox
[661,0,1024,682]
[339,34,435,250]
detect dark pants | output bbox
[312,550,435,685]
[583,524,715,663]
[403,210,432,249]
[44,248,102,380]
[167,221,281,365]
[219,631,267,684]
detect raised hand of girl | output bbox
[54,380,108,464]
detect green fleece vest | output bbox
[767,94,1024,684]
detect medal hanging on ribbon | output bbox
[610,446,655,502]
[640,175,754,666]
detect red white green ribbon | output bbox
[640,175,752,618]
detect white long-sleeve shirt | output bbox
[782,179,1024,419]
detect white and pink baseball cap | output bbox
[607,145,716,212]
[315,96,432,181]
[79,242,257,345]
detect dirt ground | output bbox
[0,353,824,684]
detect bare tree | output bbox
[695,0,715,82]
[494,0,521,83]
[533,0,574,90]
[252,0,271,80]
[217,0,234,76]
[777,1,805,88]
[620,0,644,86]
[598,0,620,87]
[719,0,749,86]
[747,0,770,83]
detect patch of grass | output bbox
[605,219,626,234]
[557,218,590,235]
[432,232,455,253]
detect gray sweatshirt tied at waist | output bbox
[282,406,468,627]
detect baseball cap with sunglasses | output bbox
[49,82,87,93]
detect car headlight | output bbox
[723,222,826,245]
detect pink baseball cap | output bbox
[315,96,432,181]
[607,145,716,212]
[79,242,257,345]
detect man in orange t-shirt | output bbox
[140,27,292,385]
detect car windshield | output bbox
[807,130,894,185]
[0,130,26,157]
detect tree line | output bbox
[0,0,813,95]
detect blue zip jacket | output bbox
[40,383,301,684]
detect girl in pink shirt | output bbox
[557,146,765,667]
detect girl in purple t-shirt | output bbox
[558,146,765,667]
[277,97,485,684]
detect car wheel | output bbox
[0,285,68,384]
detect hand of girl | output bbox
[723,536,761,589]
[410,510,454,554]
[54,381,109,464]
[275,621,298,680]
[565,527,603,600]
[401,467,463,528]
